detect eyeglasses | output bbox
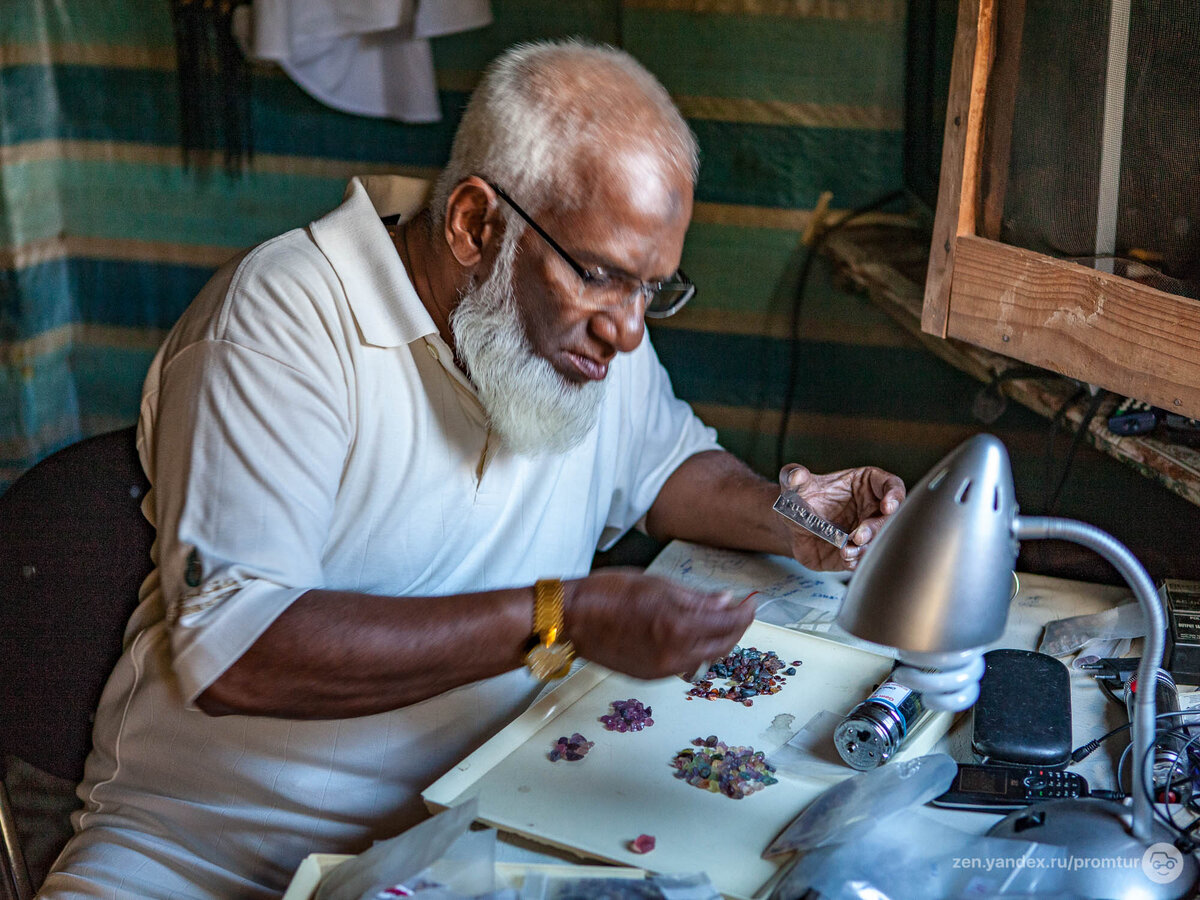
[485,181,696,319]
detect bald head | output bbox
[432,41,698,227]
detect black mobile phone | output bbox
[930,763,1088,813]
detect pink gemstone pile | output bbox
[600,698,654,732]
[548,732,594,762]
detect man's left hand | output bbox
[777,463,905,571]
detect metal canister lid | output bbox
[833,712,896,770]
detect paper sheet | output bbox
[646,542,891,655]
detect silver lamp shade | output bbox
[837,433,1021,653]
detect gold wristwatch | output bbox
[524,578,574,680]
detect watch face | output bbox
[526,642,574,680]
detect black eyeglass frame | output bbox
[483,180,696,319]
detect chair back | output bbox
[0,427,155,781]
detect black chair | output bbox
[0,427,155,900]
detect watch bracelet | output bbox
[533,578,566,643]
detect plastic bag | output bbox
[764,753,957,858]
[771,812,1084,900]
[1038,602,1142,657]
[316,800,488,900]
[520,871,721,900]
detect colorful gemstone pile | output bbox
[670,735,778,799]
[600,698,654,732]
[686,646,800,706]
[548,733,594,762]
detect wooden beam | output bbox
[946,235,1200,417]
[979,0,1026,240]
[958,0,996,238]
[826,222,1200,509]
[921,0,996,337]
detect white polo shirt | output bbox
[47,177,720,898]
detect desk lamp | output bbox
[837,433,1197,899]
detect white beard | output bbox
[450,230,606,456]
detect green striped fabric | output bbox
[3,0,1145,544]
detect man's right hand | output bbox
[561,568,755,680]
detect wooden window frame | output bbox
[921,0,1200,419]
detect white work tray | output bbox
[423,620,952,899]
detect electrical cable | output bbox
[1041,385,1087,512]
[1108,709,1200,848]
[1072,720,1131,763]
[1071,684,1198,762]
[1117,740,1134,793]
[1045,388,1109,515]
[1086,708,1200,770]
[970,365,1058,425]
[1141,730,1200,847]
[774,189,906,474]
[1153,722,1200,839]
[1098,677,1125,709]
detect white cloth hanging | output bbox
[236,0,491,122]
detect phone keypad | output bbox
[1022,769,1085,798]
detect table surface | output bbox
[491,540,1145,873]
[645,541,1135,813]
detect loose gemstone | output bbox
[629,834,656,854]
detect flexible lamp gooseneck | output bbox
[837,434,1197,898]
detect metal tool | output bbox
[773,489,849,548]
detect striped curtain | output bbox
[1,0,1021,493]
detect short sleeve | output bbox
[142,272,353,704]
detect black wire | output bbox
[1127,717,1200,846]
[1098,678,1126,709]
[1045,388,1109,515]
[1069,713,1200,851]
[774,189,906,474]
[1142,730,1199,842]
[1072,709,1200,762]
[1041,386,1086,511]
[1072,721,1130,762]
[612,0,624,46]
[971,365,1061,426]
[991,365,1049,383]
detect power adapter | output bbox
[1162,580,1200,686]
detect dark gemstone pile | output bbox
[686,646,800,707]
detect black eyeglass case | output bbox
[972,648,1073,768]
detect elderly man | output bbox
[41,40,904,899]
